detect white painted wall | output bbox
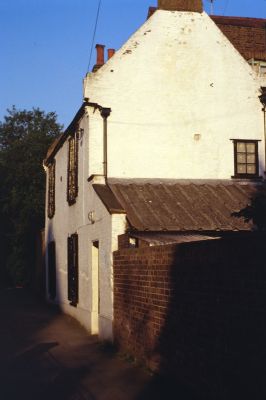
[45,108,127,337]
[84,10,265,179]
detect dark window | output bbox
[47,161,55,218]
[67,233,79,306]
[233,140,259,178]
[48,241,56,300]
[67,133,78,205]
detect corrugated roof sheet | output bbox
[106,180,266,232]
[131,232,220,245]
[93,184,125,214]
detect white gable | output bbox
[83,10,264,179]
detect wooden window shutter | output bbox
[67,132,78,205]
[67,234,79,306]
[48,241,56,300]
[47,161,56,218]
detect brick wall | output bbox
[113,235,266,399]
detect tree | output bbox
[0,106,63,286]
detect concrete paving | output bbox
[0,288,178,400]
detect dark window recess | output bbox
[48,241,56,300]
[67,233,79,307]
[47,161,56,218]
[233,140,259,178]
[67,133,78,205]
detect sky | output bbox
[0,0,266,128]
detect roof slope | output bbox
[212,16,266,61]
[147,8,266,61]
[105,180,266,232]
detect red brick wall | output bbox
[113,235,266,398]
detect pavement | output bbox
[0,288,178,400]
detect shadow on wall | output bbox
[111,183,266,400]
[231,184,266,230]
[142,178,266,398]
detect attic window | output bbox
[47,160,55,218]
[67,132,78,205]
[232,140,259,178]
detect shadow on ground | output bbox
[0,288,177,400]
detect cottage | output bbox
[44,0,266,340]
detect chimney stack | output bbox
[93,44,105,72]
[158,0,203,12]
[108,49,115,60]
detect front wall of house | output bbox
[45,111,126,338]
[84,11,265,179]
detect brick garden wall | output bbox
[113,235,266,399]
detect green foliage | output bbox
[0,106,63,285]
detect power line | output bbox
[223,0,230,16]
[87,0,102,72]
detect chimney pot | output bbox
[95,44,105,65]
[108,49,115,60]
[158,0,203,12]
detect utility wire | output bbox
[223,0,230,16]
[87,0,102,72]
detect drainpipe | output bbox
[259,89,266,177]
[100,107,111,180]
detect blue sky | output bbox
[0,0,266,128]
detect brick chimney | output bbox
[158,0,203,12]
[92,44,105,72]
[107,49,115,60]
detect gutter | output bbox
[259,89,266,175]
[44,101,110,166]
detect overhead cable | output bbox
[87,0,102,72]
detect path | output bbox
[0,288,175,400]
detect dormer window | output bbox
[67,132,78,205]
[232,140,259,178]
[47,160,55,218]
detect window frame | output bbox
[232,139,260,179]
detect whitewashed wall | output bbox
[45,109,126,338]
[84,10,265,179]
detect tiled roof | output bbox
[105,180,266,232]
[212,16,266,62]
[147,8,266,61]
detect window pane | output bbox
[247,154,256,163]
[237,142,246,152]
[237,164,246,174]
[247,165,256,174]
[237,154,246,163]
[246,143,255,153]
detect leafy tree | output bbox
[0,106,63,286]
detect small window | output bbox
[67,132,78,205]
[233,140,259,178]
[47,161,55,218]
[67,233,79,307]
